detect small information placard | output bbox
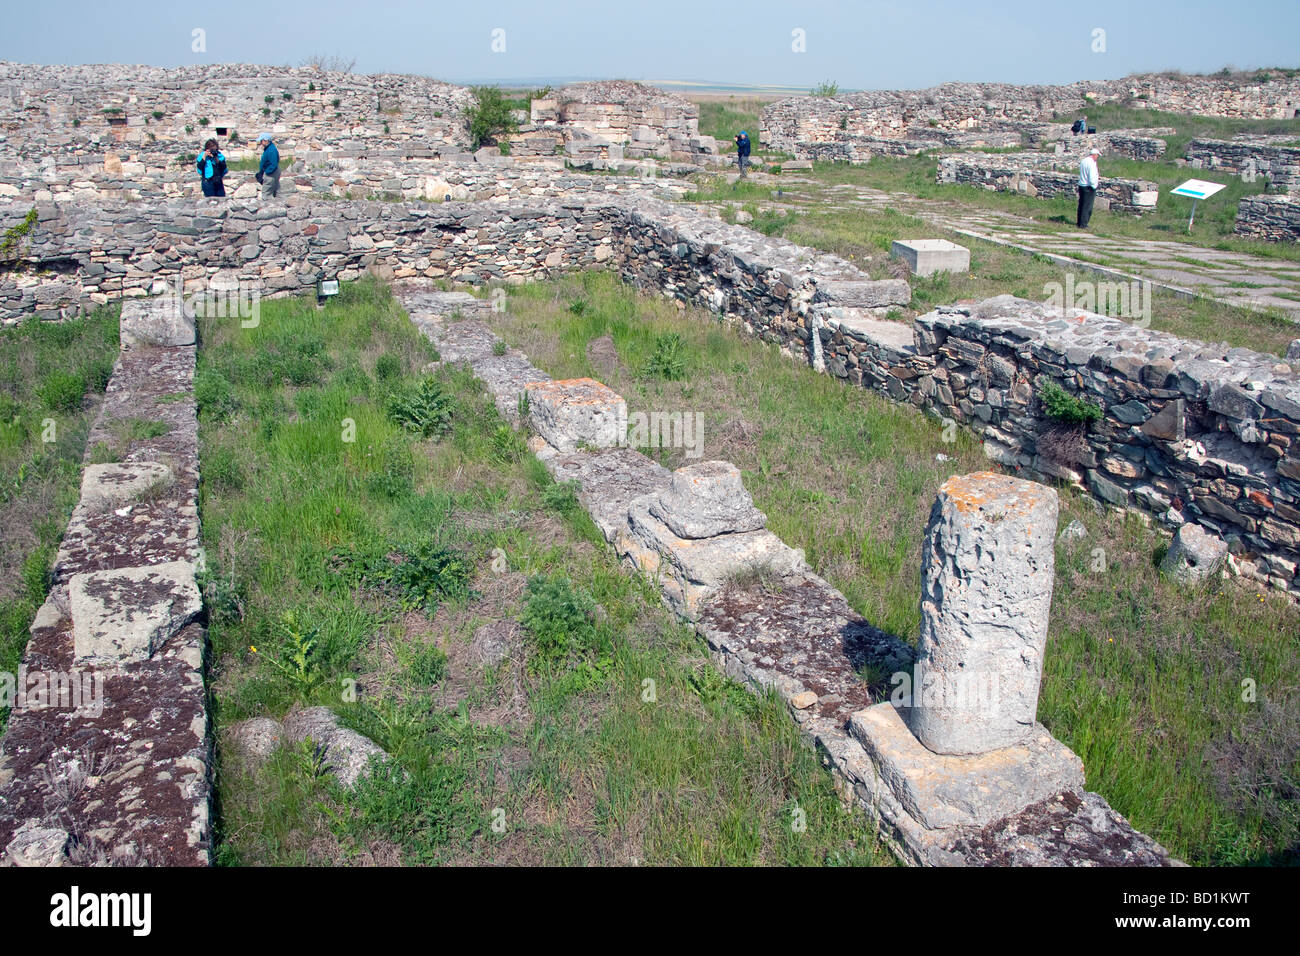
[1170,179,1228,200]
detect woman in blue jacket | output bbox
[197,139,227,197]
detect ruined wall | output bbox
[937,154,1159,212]
[1234,194,1300,241]
[762,71,1300,154]
[815,297,1300,595]
[1186,138,1300,194]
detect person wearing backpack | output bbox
[196,138,227,197]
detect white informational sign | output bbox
[1170,179,1228,231]
[1170,179,1228,200]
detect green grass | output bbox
[226,155,295,174]
[493,270,1300,866]
[204,277,886,866]
[680,162,1299,355]
[0,305,120,729]
[694,98,765,154]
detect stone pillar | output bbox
[906,471,1058,755]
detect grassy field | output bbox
[694,98,765,154]
[492,270,1300,866]
[201,278,886,866]
[679,174,1300,356]
[0,307,119,730]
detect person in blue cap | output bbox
[256,132,281,199]
[734,130,752,178]
[196,138,227,197]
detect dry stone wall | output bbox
[762,71,1300,154]
[1234,194,1300,241]
[937,154,1159,212]
[1186,138,1300,194]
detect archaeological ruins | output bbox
[1,59,1298,869]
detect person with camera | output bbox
[196,138,227,197]
[735,130,752,178]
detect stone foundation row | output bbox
[0,298,209,867]
[395,283,1178,867]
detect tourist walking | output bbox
[196,138,227,197]
[1077,147,1100,228]
[256,132,281,199]
[735,130,752,178]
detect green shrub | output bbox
[374,353,403,382]
[644,332,688,381]
[520,574,596,664]
[342,543,471,614]
[463,85,518,150]
[386,377,454,439]
[1039,380,1104,426]
[540,478,580,513]
[37,370,85,413]
[811,80,840,97]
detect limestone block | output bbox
[907,472,1058,755]
[1160,522,1228,584]
[70,560,202,663]
[79,461,173,513]
[649,460,766,538]
[891,239,971,277]
[227,717,284,766]
[119,295,195,347]
[526,377,627,453]
[851,703,1084,831]
[282,706,391,789]
[5,826,70,867]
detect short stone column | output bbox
[906,471,1058,755]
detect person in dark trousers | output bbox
[1077,147,1100,228]
[196,138,227,197]
[256,132,281,199]
[734,130,752,177]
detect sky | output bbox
[2,0,1297,90]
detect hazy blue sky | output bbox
[2,0,1296,90]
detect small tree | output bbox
[464,86,517,150]
[811,80,840,97]
[300,53,356,73]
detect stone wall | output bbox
[533,81,718,160]
[1234,194,1300,241]
[1186,138,1300,194]
[0,300,209,867]
[814,296,1300,595]
[4,185,1299,601]
[937,154,1159,212]
[762,71,1300,154]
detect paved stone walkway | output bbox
[772,177,1300,320]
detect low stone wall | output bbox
[1186,138,1300,194]
[1234,194,1300,241]
[399,286,1176,867]
[0,299,209,866]
[814,296,1300,596]
[937,154,1159,213]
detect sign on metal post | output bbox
[1170,179,1228,232]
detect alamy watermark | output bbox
[620,408,704,458]
[166,275,262,328]
[1,667,104,718]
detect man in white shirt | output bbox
[1077,147,1100,228]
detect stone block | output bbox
[890,239,971,278]
[525,377,627,453]
[851,702,1084,830]
[649,460,766,538]
[907,472,1058,755]
[119,296,195,348]
[1160,522,1228,584]
[282,706,391,789]
[69,560,202,663]
[79,461,173,513]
